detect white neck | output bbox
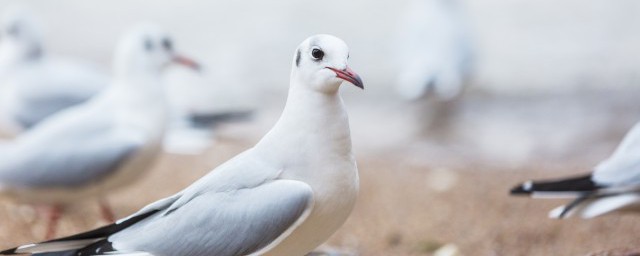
[108,72,168,138]
[255,78,353,168]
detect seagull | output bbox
[0,34,363,256]
[395,0,473,101]
[511,122,640,219]
[0,23,199,239]
[0,7,109,135]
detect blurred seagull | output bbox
[511,122,640,219]
[0,34,363,256]
[0,23,199,239]
[0,7,109,134]
[395,0,473,101]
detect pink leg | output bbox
[98,198,115,223]
[44,205,62,240]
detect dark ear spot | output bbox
[295,49,301,67]
[144,38,153,51]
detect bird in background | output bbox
[0,23,199,239]
[395,0,473,101]
[0,6,108,135]
[0,6,250,155]
[511,122,640,219]
[0,34,363,256]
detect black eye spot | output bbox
[162,38,173,51]
[295,49,301,67]
[144,38,153,51]
[311,48,324,61]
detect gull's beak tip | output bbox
[173,55,201,72]
[328,66,364,90]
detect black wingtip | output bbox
[510,181,533,195]
[509,173,600,196]
[0,247,18,255]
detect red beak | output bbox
[327,66,364,89]
[172,55,201,71]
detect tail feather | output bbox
[0,210,159,255]
[1,239,98,255]
[578,194,640,219]
[549,193,640,219]
[510,174,601,197]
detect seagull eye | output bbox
[162,38,173,51]
[311,48,324,61]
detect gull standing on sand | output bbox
[1,34,363,256]
[0,24,199,239]
[511,122,640,218]
[0,7,108,134]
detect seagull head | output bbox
[114,23,199,78]
[0,6,43,62]
[291,34,363,93]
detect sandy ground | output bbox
[0,1,638,255]
[1,90,640,255]
[1,140,640,256]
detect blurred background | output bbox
[0,0,639,255]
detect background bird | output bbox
[0,34,363,256]
[394,0,473,102]
[511,121,640,219]
[0,23,198,239]
[0,6,108,135]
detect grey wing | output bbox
[592,122,640,186]
[593,154,640,187]
[12,95,89,129]
[0,114,143,188]
[12,59,108,128]
[110,179,314,256]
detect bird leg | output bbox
[44,205,62,240]
[98,198,115,223]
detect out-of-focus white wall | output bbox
[0,0,638,99]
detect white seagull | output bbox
[511,122,640,219]
[0,23,199,239]
[0,34,363,256]
[0,7,109,134]
[395,0,473,101]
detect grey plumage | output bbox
[0,99,141,189]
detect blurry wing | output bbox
[549,194,640,219]
[592,123,640,186]
[593,154,640,187]
[511,122,640,197]
[0,108,143,188]
[11,58,108,128]
[108,179,313,256]
[579,194,640,218]
[11,93,89,129]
